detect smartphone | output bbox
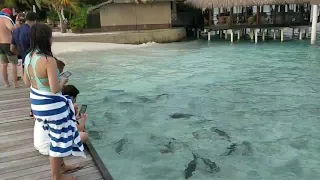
[60,71,72,78]
[79,105,87,115]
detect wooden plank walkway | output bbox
[0,65,113,180]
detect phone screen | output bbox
[79,105,87,115]
[60,71,72,78]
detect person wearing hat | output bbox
[0,8,19,87]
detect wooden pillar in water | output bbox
[280,29,284,42]
[255,29,258,44]
[311,4,318,44]
[208,31,211,41]
[299,28,303,40]
[238,29,241,40]
[262,29,265,41]
[230,30,234,43]
[273,29,277,40]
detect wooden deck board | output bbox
[0,75,111,180]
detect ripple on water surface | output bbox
[60,40,320,180]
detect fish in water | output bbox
[223,143,237,156]
[211,127,231,142]
[222,141,253,156]
[170,113,193,119]
[88,130,102,140]
[114,138,129,154]
[160,140,174,154]
[184,152,198,179]
[201,158,220,173]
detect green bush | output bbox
[70,7,87,31]
[47,11,59,22]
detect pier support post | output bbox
[255,29,258,44]
[225,30,228,40]
[219,30,223,39]
[299,28,303,40]
[273,29,276,40]
[238,29,241,40]
[311,4,318,44]
[230,30,234,43]
[262,29,265,41]
[208,31,211,41]
[197,29,200,39]
[250,29,254,42]
[280,29,284,42]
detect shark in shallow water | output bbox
[170,113,194,119]
[184,151,220,179]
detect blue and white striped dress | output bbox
[30,87,85,158]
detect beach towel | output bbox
[0,13,14,25]
[30,87,85,158]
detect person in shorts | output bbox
[0,8,19,87]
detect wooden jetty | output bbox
[0,66,113,180]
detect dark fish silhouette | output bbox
[114,138,128,154]
[108,89,125,93]
[160,140,174,154]
[201,158,220,173]
[184,152,198,179]
[136,96,152,103]
[155,93,169,100]
[211,127,231,141]
[88,130,102,140]
[170,113,193,119]
[223,143,237,156]
[223,141,253,156]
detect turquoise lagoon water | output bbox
[60,40,320,180]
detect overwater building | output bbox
[186,0,320,44]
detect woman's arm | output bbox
[46,57,67,94]
[23,66,31,87]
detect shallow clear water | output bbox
[60,39,320,180]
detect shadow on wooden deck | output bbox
[0,66,113,180]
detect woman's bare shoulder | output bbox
[39,56,56,65]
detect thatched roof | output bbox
[185,0,318,8]
[88,0,173,13]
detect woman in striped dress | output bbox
[23,23,85,180]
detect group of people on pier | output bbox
[0,8,88,180]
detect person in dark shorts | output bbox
[0,8,19,87]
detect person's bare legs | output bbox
[50,156,76,180]
[8,56,19,88]
[1,63,9,87]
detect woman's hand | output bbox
[81,113,87,122]
[60,78,69,85]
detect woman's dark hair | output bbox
[29,23,53,57]
[62,85,80,98]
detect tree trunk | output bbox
[57,8,67,33]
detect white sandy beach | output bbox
[52,42,136,54]
[52,41,156,55]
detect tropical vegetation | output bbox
[2,0,101,33]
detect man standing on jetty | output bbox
[0,8,19,87]
[11,12,37,76]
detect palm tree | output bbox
[34,0,79,33]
